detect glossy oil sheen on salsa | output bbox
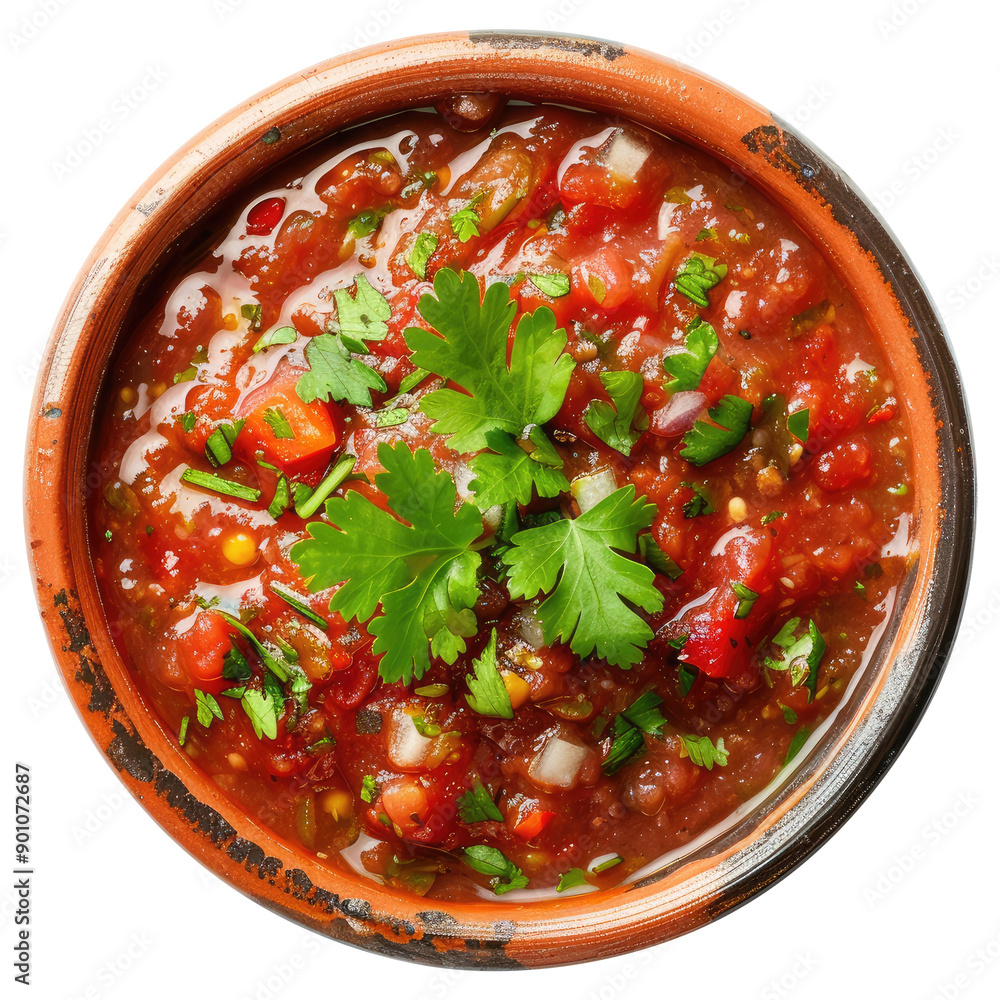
[90,96,915,901]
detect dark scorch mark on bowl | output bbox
[469,31,625,61]
[52,586,524,967]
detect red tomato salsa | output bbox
[90,97,914,899]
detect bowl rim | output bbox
[24,29,975,969]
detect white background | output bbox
[2,1,997,997]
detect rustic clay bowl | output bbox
[25,32,974,968]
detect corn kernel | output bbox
[501,671,531,710]
[222,530,258,566]
[728,496,747,522]
[319,789,353,821]
[223,312,238,331]
[120,386,136,405]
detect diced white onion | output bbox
[528,733,587,791]
[453,461,476,501]
[387,708,432,770]
[605,130,651,182]
[571,469,617,513]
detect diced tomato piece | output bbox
[698,355,739,406]
[513,809,555,840]
[379,777,431,836]
[575,247,634,310]
[813,439,873,492]
[235,365,344,477]
[867,399,897,425]
[676,527,775,679]
[175,611,238,695]
[246,197,286,236]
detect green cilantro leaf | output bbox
[731,581,759,620]
[241,302,262,330]
[602,690,668,774]
[241,687,279,740]
[680,395,753,466]
[584,370,648,456]
[663,317,719,393]
[462,845,529,894]
[347,208,385,240]
[397,367,431,395]
[290,442,484,684]
[502,485,663,668]
[681,481,715,518]
[269,582,328,629]
[528,272,571,297]
[404,269,575,453]
[333,274,391,352]
[679,733,729,770]
[639,534,684,580]
[556,868,590,892]
[267,474,291,519]
[677,663,698,696]
[407,232,439,279]
[784,726,811,766]
[374,407,408,428]
[222,640,251,682]
[761,511,786,526]
[177,716,190,746]
[296,275,391,406]
[263,408,294,440]
[179,411,196,433]
[788,407,810,443]
[779,703,799,725]
[174,365,197,384]
[450,193,484,242]
[764,618,826,700]
[360,774,377,803]
[695,227,718,242]
[297,333,387,407]
[252,325,297,353]
[468,429,569,509]
[465,629,514,719]
[673,253,728,308]
[457,782,503,824]
[194,689,223,728]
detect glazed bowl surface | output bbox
[24,31,974,968]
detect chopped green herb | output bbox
[374,407,409,428]
[263,408,294,440]
[104,529,112,542]
[252,325,297,353]
[677,663,698,696]
[347,207,384,240]
[603,690,668,775]
[241,302,262,330]
[591,855,623,874]
[680,395,753,466]
[731,581,759,620]
[854,580,866,597]
[761,511,786,525]
[360,775,377,804]
[194,689,224,728]
[663,317,719,393]
[528,272,571,297]
[406,232,439,279]
[397,367,430,396]
[465,630,513,719]
[290,443,482,684]
[503,486,663,669]
[450,192,484,242]
[679,733,729,770]
[556,868,590,892]
[787,408,810,443]
[461,845,529,894]
[205,420,244,466]
[174,365,197,384]
[695,227,718,241]
[784,726,810,766]
[334,273,392,353]
[180,468,261,502]
[267,475,291,519]
[639,535,684,580]
[457,782,503,824]
[241,687,279,740]
[888,483,909,496]
[468,429,569,510]
[681,481,715,518]
[779,704,798,725]
[584,370,648,456]
[269,582,328,629]
[414,683,449,698]
[306,735,335,753]
[673,253,727,308]
[222,640,252,682]
[293,453,356,518]
[764,618,826,700]
[404,269,575,453]
[179,411,197,433]
[177,716,190,746]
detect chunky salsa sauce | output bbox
[90,96,914,900]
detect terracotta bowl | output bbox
[25,31,974,968]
